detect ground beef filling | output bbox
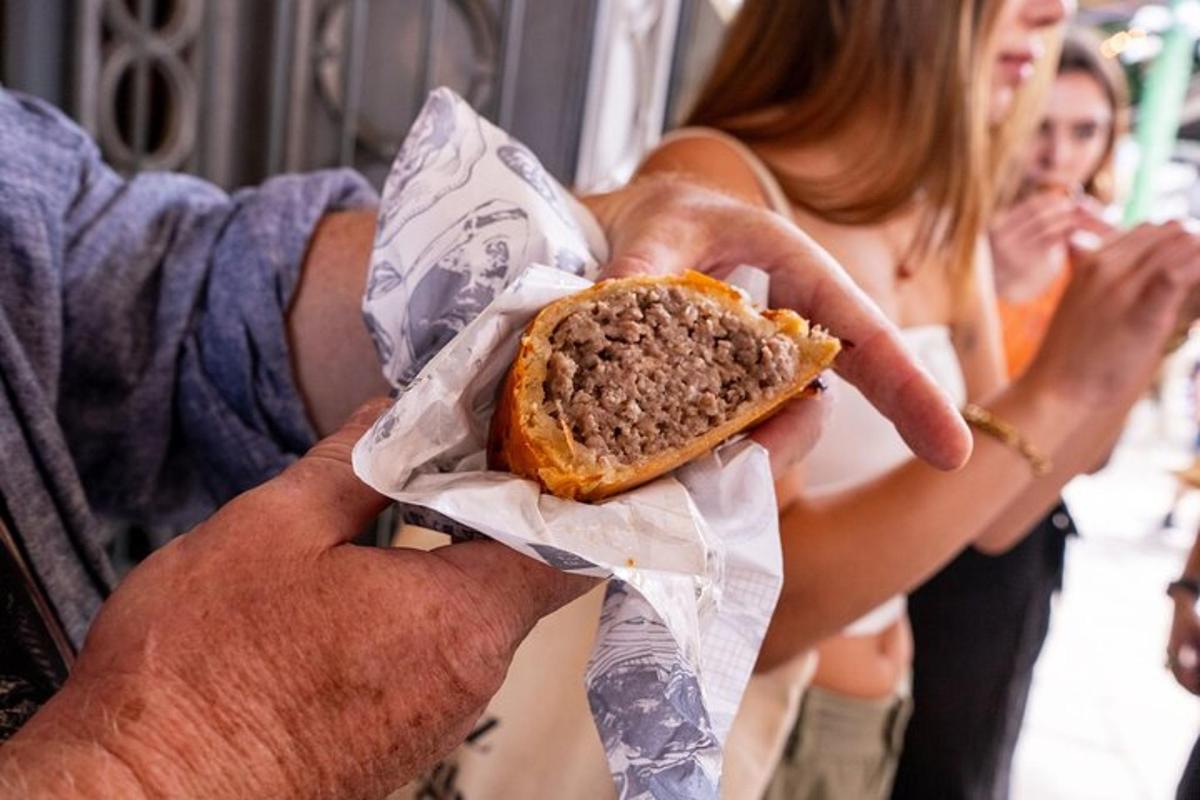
[544,284,798,464]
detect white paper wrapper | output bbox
[353,88,785,799]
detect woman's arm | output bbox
[763,376,1074,667]
[766,222,1200,666]
[638,138,1200,668]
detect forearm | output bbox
[287,209,391,436]
[973,400,1129,553]
[1086,409,1127,474]
[760,377,1084,668]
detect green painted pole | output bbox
[1125,0,1198,225]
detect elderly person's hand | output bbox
[0,400,594,800]
[0,382,829,799]
[582,176,972,471]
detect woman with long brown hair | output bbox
[893,30,1131,800]
[639,1,1200,797]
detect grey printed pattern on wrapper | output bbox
[528,543,597,572]
[589,582,720,800]
[399,504,489,542]
[365,260,405,300]
[555,248,588,276]
[355,89,782,799]
[375,90,487,249]
[363,87,601,389]
[396,199,529,386]
[496,141,578,229]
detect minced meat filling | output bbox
[544,284,798,464]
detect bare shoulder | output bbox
[638,134,770,209]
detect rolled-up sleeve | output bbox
[2,91,378,526]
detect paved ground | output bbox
[1012,392,1200,799]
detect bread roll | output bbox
[488,271,840,501]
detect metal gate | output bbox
[0,0,723,192]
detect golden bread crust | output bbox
[487,271,840,501]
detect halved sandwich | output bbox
[488,271,840,501]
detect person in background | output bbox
[640,1,1200,798]
[1167,528,1200,800]
[894,30,1129,800]
[992,31,1124,377]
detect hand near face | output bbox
[1025,221,1200,410]
[990,189,1114,303]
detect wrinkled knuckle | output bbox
[434,620,511,705]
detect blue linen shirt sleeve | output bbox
[0,90,379,528]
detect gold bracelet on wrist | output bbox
[961,403,1052,477]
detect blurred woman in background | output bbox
[639,2,1200,798]
[893,30,1130,800]
[992,30,1124,376]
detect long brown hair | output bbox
[686,0,1025,280]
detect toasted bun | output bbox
[488,271,840,501]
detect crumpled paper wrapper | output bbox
[353,88,784,799]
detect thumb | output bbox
[279,397,394,544]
